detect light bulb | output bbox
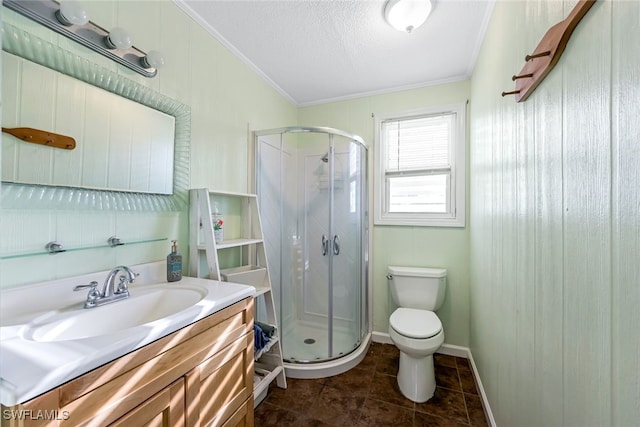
[141,50,165,69]
[56,0,89,26]
[385,0,433,33]
[105,27,133,50]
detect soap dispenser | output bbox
[167,240,182,282]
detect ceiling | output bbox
[175,0,495,106]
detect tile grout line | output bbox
[457,360,474,426]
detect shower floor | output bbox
[281,319,360,363]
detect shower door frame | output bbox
[254,126,370,364]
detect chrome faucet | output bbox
[103,265,137,298]
[74,265,138,308]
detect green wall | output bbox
[299,80,471,347]
[0,3,472,350]
[470,0,640,425]
[0,1,297,287]
[5,0,640,422]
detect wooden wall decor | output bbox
[502,0,597,102]
[2,127,76,150]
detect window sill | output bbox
[374,215,465,228]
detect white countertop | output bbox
[0,262,255,406]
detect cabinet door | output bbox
[109,379,184,427]
[185,333,253,427]
[221,395,254,427]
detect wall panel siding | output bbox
[471,0,638,425]
[611,2,640,426]
[529,0,565,423]
[561,1,612,424]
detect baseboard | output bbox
[437,343,469,358]
[371,331,393,344]
[371,332,468,359]
[371,331,496,427]
[467,350,497,427]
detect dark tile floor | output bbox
[255,342,489,426]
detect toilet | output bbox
[387,266,447,403]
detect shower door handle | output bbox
[332,235,340,255]
[322,235,329,256]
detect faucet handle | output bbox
[74,281,101,308]
[115,276,131,294]
[74,281,98,292]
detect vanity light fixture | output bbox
[56,0,88,26]
[2,0,164,77]
[141,50,166,69]
[384,0,433,34]
[104,27,133,50]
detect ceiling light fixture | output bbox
[3,0,164,77]
[384,0,433,34]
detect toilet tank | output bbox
[388,266,447,311]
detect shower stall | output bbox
[255,126,370,378]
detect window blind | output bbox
[382,113,454,173]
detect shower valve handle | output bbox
[322,235,329,256]
[333,235,340,255]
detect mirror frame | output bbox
[1,22,190,211]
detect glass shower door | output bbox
[329,135,366,357]
[256,127,368,365]
[298,131,332,361]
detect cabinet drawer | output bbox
[109,379,184,427]
[221,395,254,427]
[185,332,254,427]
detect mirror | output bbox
[1,22,190,209]
[3,52,175,194]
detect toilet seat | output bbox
[390,308,441,339]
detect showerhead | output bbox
[321,152,329,163]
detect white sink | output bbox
[24,285,208,342]
[0,261,255,406]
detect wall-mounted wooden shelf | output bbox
[502,0,597,102]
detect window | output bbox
[374,103,466,227]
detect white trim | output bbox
[173,0,474,108]
[437,343,469,359]
[373,103,466,228]
[468,349,497,427]
[172,0,297,106]
[298,75,470,108]
[465,0,496,77]
[372,331,394,345]
[372,331,495,427]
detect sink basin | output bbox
[1,262,256,406]
[24,285,207,342]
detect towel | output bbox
[255,321,276,338]
[253,323,277,360]
[254,324,269,351]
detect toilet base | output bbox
[397,352,436,403]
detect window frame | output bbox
[374,103,466,227]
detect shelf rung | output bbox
[253,287,270,297]
[215,238,264,249]
[253,365,284,398]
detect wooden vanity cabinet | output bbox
[1,297,254,427]
[109,378,185,427]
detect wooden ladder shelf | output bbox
[188,188,287,407]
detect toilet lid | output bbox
[390,308,442,339]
